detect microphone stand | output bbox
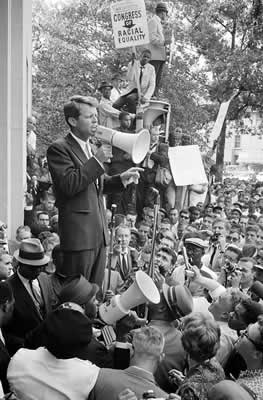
[106,204,117,292]
[144,190,160,321]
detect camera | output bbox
[223,260,236,274]
[210,233,220,243]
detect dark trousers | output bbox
[113,89,138,114]
[63,246,107,293]
[150,60,165,96]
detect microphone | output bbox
[150,187,159,195]
[150,187,160,205]
[111,204,117,215]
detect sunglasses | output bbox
[180,215,189,220]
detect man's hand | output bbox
[95,144,113,164]
[120,167,144,187]
[118,389,137,400]
[104,290,114,303]
[153,269,165,290]
[116,311,143,341]
[140,96,147,104]
[190,265,202,282]
[113,242,122,255]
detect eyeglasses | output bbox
[226,236,239,243]
[180,215,189,220]
[240,330,263,352]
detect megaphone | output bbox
[95,126,150,164]
[143,100,170,131]
[99,270,160,325]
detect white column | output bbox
[10,0,27,239]
[0,0,32,239]
[0,0,12,230]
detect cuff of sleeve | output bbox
[115,341,132,350]
[92,156,105,170]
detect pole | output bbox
[106,204,117,292]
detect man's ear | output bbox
[68,117,77,127]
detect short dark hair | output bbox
[0,282,13,305]
[180,209,189,216]
[181,313,220,363]
[158,246,177,265]
[239,298,263,326]
[225,245,242,261]
[189,206,198,213]
[64,95,98,128]
[246,224,259,234]
[141,49,151,57]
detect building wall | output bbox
[0,0,32,239]
[224,111,263,165]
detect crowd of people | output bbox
[1,164,263,399]
[0,2,262,400]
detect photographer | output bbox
[207,218,231,272]
[217,247,243,289]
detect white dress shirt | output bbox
[70,132,104,170]
[8,347,99,400]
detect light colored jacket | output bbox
[98,97,120,129]
[147,15,166,61]
[121,61,156,101]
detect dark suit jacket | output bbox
[111,247,138,282]
[3,272,54,356]
[0,339,10,393]
[47,133,123,251]
[91,366,167,400]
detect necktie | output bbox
[86,142,93,159]
[139,66,144,84]
[29,280,42,306]
[209,245,217,267]
[121,254,129,278]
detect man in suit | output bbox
[47,95,142,290]
[111,225,138,282]
[90,326,167,400]
[147,2,170,95]
[3,239,54,356]
[0,282,14,394]
[113,50,156,114]
[107,112,135,214]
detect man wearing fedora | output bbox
[98,81,122,129]
[47,95,143,291]
[2,238,54,356]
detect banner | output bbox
[211,92,237,140]
[110,0,149,49]
[168,145,208,186]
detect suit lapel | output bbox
[13,274,43,321]
[65,133,88,166]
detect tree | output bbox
[172,0,263,179]
[32,0,216,152]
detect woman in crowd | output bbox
[169,312,225,400]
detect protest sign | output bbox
[168,145,208,186]
[110,0,149,49]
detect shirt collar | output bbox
[70,132,88,150]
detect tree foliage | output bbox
[32,0,263,161]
